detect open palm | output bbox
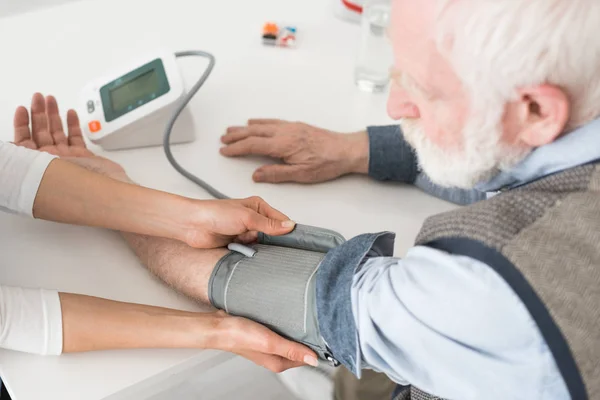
[13,93,126,179]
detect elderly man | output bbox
[12,1,595,399]
[218,0,600,399]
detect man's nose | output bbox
[387,85,420,120]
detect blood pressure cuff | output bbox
[208,224,346,363]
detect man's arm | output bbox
[220,121,485,205]
[314,236,567,399]
[197,227,566,397]
[119,234,226,304]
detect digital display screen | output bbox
[109,69,160,113]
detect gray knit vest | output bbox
[393,162,600,400]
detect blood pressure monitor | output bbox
[80,49,227,198]
[81,51,191,150]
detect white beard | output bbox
[400,107,531,189]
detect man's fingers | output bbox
[248,118,287,125]
[221,125,277,144]
[252,164,308,183]
[46,96,68,145]
[31,93,54,147]
[13,106,36,149]
[220,137,275,157]
[67,109,87,148]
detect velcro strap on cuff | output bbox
[258,224,346,253]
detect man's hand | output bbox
[221,119,370,184]
[13,94,296,248]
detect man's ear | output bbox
[514,84,571,147]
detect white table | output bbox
[0,0,456,398]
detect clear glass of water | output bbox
[354,0,392,92]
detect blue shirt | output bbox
[315,120,600,399]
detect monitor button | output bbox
[88,120,102,133]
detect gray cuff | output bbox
[208,224,347,363]
[367,125,419,183]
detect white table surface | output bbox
[0,0,456,398]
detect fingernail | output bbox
[282,220,296,228]
[304,355,319,367]
[253,172,263,181]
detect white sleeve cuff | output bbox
[0,141,57,217]
[0,286,63,355]
[19,152,58,218]
[43,289,64,355]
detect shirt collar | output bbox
[476,118,600,193]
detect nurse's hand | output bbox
[13,93,296,248]
[183,197,296,247]
[209,311,319,372]
[13,93,128,179]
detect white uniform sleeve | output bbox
[0,285,63,355]
[0,141,57,216]
[0,142,63,354]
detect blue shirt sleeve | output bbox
[315,238,568,399]
[367,125,419,183]
[367,126,485,205]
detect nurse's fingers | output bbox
[13,106,37,149]
[30,93,54,147]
